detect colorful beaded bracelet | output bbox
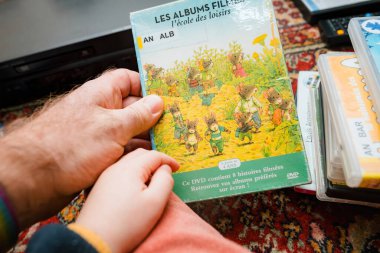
[0,186,19,252]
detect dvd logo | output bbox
[192,178,206,184]
[287,172,299,179]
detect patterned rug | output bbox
[2,0,380,252]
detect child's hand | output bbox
[75,149,180,253]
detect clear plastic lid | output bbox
[348,17,380,122]
[323,101,346,184]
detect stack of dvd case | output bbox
[315,52,380,207]
[296,16,380,207]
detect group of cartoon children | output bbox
[144,48,249,100]
[169,103,230,156]
[143,64,180,97]
[147,49,294,156]
[168,82,294,156]
[143,57,217,102]
[233,83,295,143]
[234,83,262,144]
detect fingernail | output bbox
[143,95,163,115]
[161,164,173,174]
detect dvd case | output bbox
[324,110,345,184]
[295,71,319,194]
[348,17,380,121]
[318,52,380,189]
[322,94,380,203]
[327,120,343,167]
[312,82,380,207]
[130,0,310,202]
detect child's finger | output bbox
[118,150,179,177]
[144,164,173,206]
[132,151,179,181]
[121,148,150,162]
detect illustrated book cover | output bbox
[130,0,310,202]
[318,52,380,189]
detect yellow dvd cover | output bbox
[131,0,310,202]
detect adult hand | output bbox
[75,149,179,253]
[0,69,164,229]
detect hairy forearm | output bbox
[0,130,69,229]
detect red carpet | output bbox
[2,1,380,252]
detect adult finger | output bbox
[122,96,141,108]
[100,69,141,97]
[113,95,164,143]
[85,69,141,103]
[122,97,151,140]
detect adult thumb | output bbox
[113,95,164,144]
